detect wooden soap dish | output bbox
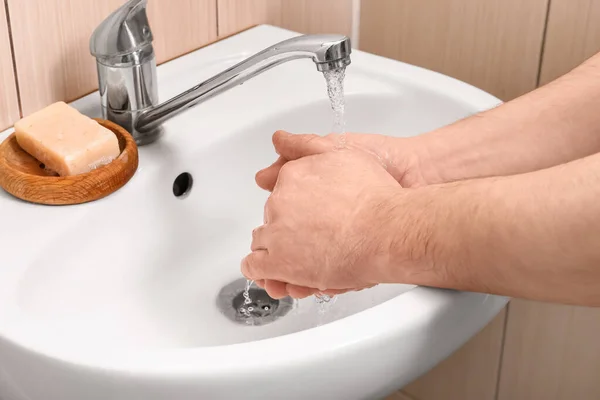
[0,119,138,205]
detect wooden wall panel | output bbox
[497,300,600,400]
[402,309,507,400]
[0,2,19,130]
[280,0,353,37]
[148,0,217,63]
[6,0,217,117]
[496,3,600,399]
[217,0,281,37]
[217,0,353,38]
[359,0,549,101]
[539,0,600,85]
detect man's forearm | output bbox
[413,51,600,185]
[390,152,600,307]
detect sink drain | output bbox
[217,278,294,326]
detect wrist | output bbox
[379,179,494,290]
[408,123,488,186]
[387,135,441,187]
[369,184,445,286]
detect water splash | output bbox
[315,292,336,312]
[239,279,254,321]
[315,292,339,326]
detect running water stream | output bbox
[323,67,347,135]
[316,66,347,316]
[239,67,348,322]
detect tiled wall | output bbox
[217,0,353,39]
[360,0,549,101]
[1,1,600,400]
[492,4,600,398]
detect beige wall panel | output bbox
[280,0,353,36]
[503,8,600,399]
[218,0,352,38]
[217,0,282,37]
[360,0,549,100]
[7,0,217,116]
[497,300,600,400]
[539,0,600,85]
[0,2,19,130]
[403,309,506,400]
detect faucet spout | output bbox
[135,34,351,135]
[90,0,351,145]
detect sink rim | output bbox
[1,286,508,376]
[0,25,508,377]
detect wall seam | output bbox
[215,0,221,37]
[493,305,511,400]
[3,0,22,118]
[399,390,420,400]
[536,0,553,87]
[351,0,361,49]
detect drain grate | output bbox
[217,278,294,326]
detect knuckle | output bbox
[278,161,293,174]
[272,131,283,147]
[303,134,320,145]
[265,194,278,210]
[278,159,304,179]
[241,255,254,278]
[251,226,267,248]
[277,161,296,179]
[323,133,338,142]
[264,195,282,222]
[241,252,263,280]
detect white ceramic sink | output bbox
[0,26,508,400]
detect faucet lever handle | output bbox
[90,0,153,63]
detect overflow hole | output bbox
[173,172,193,197]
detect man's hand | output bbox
[255,131,428,192]
[241,135,402,299]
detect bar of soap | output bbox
[14,101,120,176]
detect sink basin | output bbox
[0,25,508,400]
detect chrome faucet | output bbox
[89,0,352,145]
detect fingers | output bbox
[256,280,376,299]
[255,131,332,193]
[263,195,280,224]
[320,285,377,297]
[286,284,318,299]
[320,289,349,296]
[272,130,331,161]
[265,280,289,299]
[241,250,269,281]
[260,281,327,299]
[255,157,286,192]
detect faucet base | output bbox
[102,106,163,145]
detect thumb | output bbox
[272,130,332,161]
